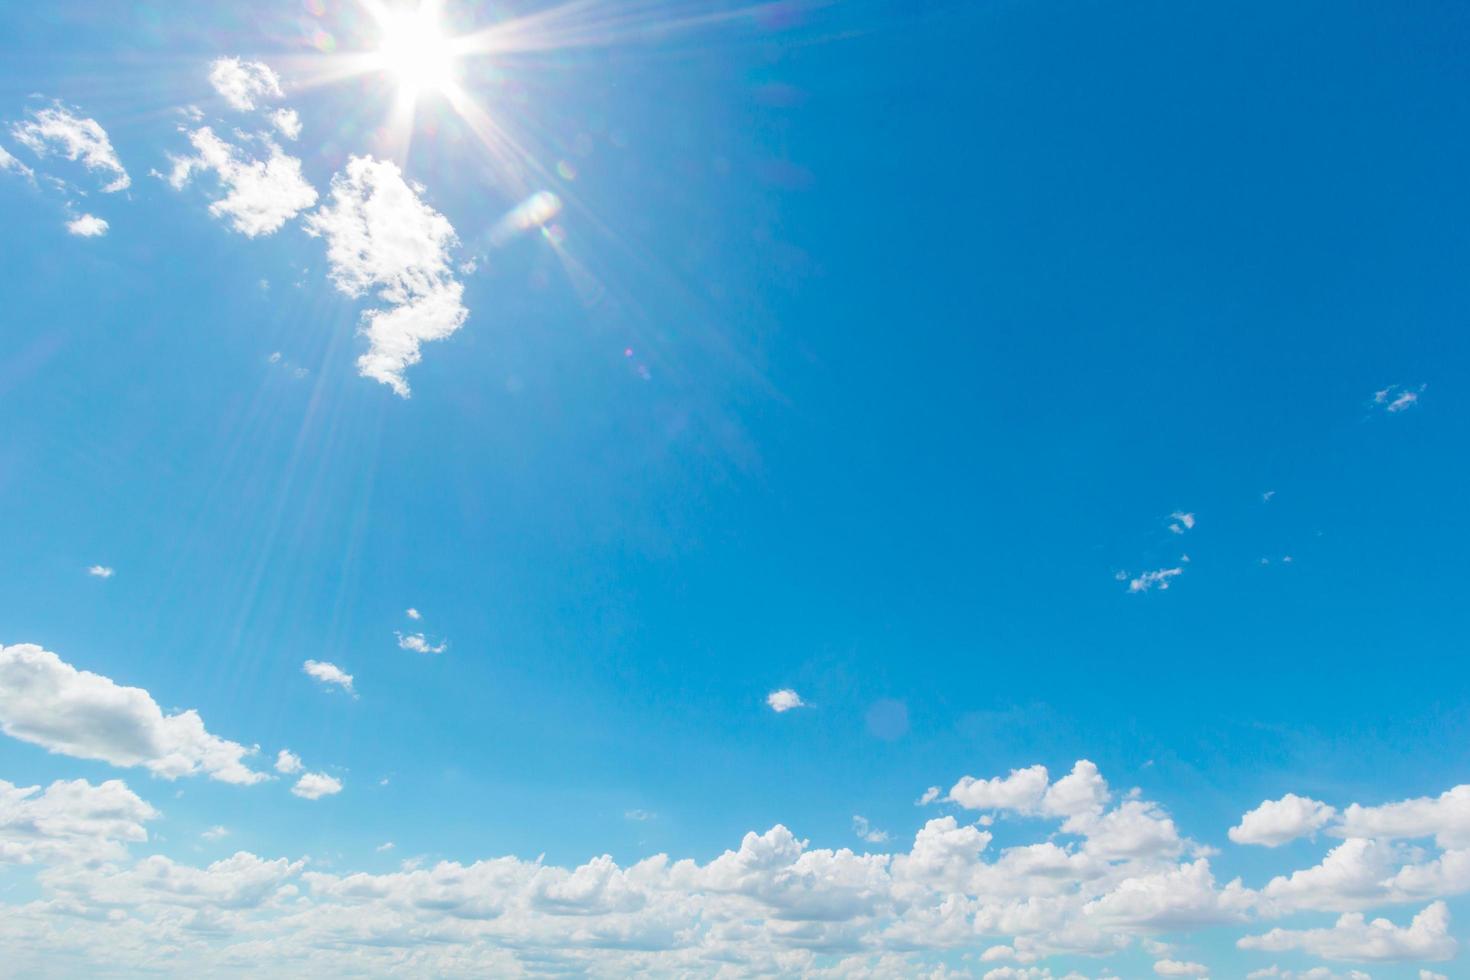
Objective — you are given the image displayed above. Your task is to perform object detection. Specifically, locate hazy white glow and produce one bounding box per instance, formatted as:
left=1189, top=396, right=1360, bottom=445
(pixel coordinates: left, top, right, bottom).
left=377, top=5, right=457, bottom=95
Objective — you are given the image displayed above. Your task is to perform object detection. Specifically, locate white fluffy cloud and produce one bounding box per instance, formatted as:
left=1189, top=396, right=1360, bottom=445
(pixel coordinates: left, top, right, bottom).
left=304, top=156, right=468, bottom=397
left=11, top=104, right=130, bottom=192
left=302, top=659, right=355, bottom=696
left=0, top=778, right=156, bottom=865
left=291, top=772, right=343, bottom=800
left=65, top=213, right=108, bottom=237
left=397, top=632, right=447, bottom=655
left=208, top=58, right=284, bottom=111
left=85, top=565, right=114, bottom=579
left=1231, top=794, right=1338, bottom=847
left=766, top=688, right=806, bottom=712
left=1239, top=901, right=1456, bottom=962
left=1154, top=960, right=1209, bottom=977
left=268, top=108, right=301, bottom=140
left=0, top=644, right=266, bottom=785
left=274, top=750, right=302, bottom=775
left=165, top=127, right=317, bottom=237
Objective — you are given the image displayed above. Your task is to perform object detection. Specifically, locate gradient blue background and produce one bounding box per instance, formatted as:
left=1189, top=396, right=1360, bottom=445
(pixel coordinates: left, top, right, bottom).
left=2, top=1, right=1468, bottom=974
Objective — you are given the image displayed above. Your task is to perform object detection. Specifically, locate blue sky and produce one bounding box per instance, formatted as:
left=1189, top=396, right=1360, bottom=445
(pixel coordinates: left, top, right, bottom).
left=1, top=0, right=1469, bottom=976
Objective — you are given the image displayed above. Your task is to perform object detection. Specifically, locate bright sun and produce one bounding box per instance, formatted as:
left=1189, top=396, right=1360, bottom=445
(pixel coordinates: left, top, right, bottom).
left=377, top=4, right=458, bottom=95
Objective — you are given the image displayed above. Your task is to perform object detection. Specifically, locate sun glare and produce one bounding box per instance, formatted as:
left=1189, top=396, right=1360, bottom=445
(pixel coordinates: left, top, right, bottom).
left=377, top=4, right=458, bottom=95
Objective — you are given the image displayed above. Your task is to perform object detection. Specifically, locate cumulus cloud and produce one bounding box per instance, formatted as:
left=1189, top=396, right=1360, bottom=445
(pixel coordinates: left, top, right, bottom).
left=85, top=565, right=114, bottom=579
left=304, top=156, right=468, bottom=396
left=0, top=644, right=266, bottom=785
left=0, top=778, right=156, bottom=865
left=766, top=688, right=806, bottom=712
left=396, top=632, right=447, bottom=655
left=1239, top=901, right=1455, bottom=962
left=302, top=660, right=355, bottom=696
left=65, top=214, right=108, bottom=237
left=208, top=58, right=284, bottom=111
left=405, top=608, right=422, bottom=620
left=274, top=750, right=302, bottom=775
left=164, top=127, right=317, bottom=237
left=11, top=104, right=130, bottom=192
left=1231, top=794, right=1337, bottom=847
left=291, top=772, right=343, bottom=800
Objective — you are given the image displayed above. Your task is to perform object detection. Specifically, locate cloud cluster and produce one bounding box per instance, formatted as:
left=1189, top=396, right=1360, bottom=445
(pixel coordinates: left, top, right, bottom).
left=0, top=644, right=266, bottom=785
left=0, top=757, right=1466, bottom=974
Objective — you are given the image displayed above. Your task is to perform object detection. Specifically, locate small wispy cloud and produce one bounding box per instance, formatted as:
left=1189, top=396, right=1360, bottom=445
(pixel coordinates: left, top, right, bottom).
left=405, top=608, right=421, bottom=620
left=1262, top=490, right=1276, bottom=502
left=397, top=632, right=447, bottom=655
left=1167, top=511, right=1196, bottom=534
left=86, top=565, right=114, bottom=579
left=376, top=841, right=395, bottom=852
left=766, top=688, right=806, bottom=713
left=1373, top=383, right=1426, bottom=413
left=11, top=103, right=130, bottom=192
left=303, top=659, right=355, bottom=696
left=0, top=143, right=34, bottom=180
left=852, top=815, right=889, bottom=844
left=201, top=825, right=229, bottom=841
left=1128, top=567, right=1183, bottom=593
left=275, top=749, right=302, bottom=775
left=624, top=809, right=655, bottom=822
left=915, top=786, right=940, bottom=806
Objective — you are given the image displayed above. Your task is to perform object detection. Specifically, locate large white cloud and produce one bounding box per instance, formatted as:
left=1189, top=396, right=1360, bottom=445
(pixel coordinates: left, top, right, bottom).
left=0, top=778, right=156, bottom=865
left=0, top=643, right=266, bottom=785
left=304, top=155, right=468, bottom=397
left=165, top=127, right=316, bottom=237
left=10, top=104, right=130, bottom=192
left=1238, top=901, right=1456, bottom=963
